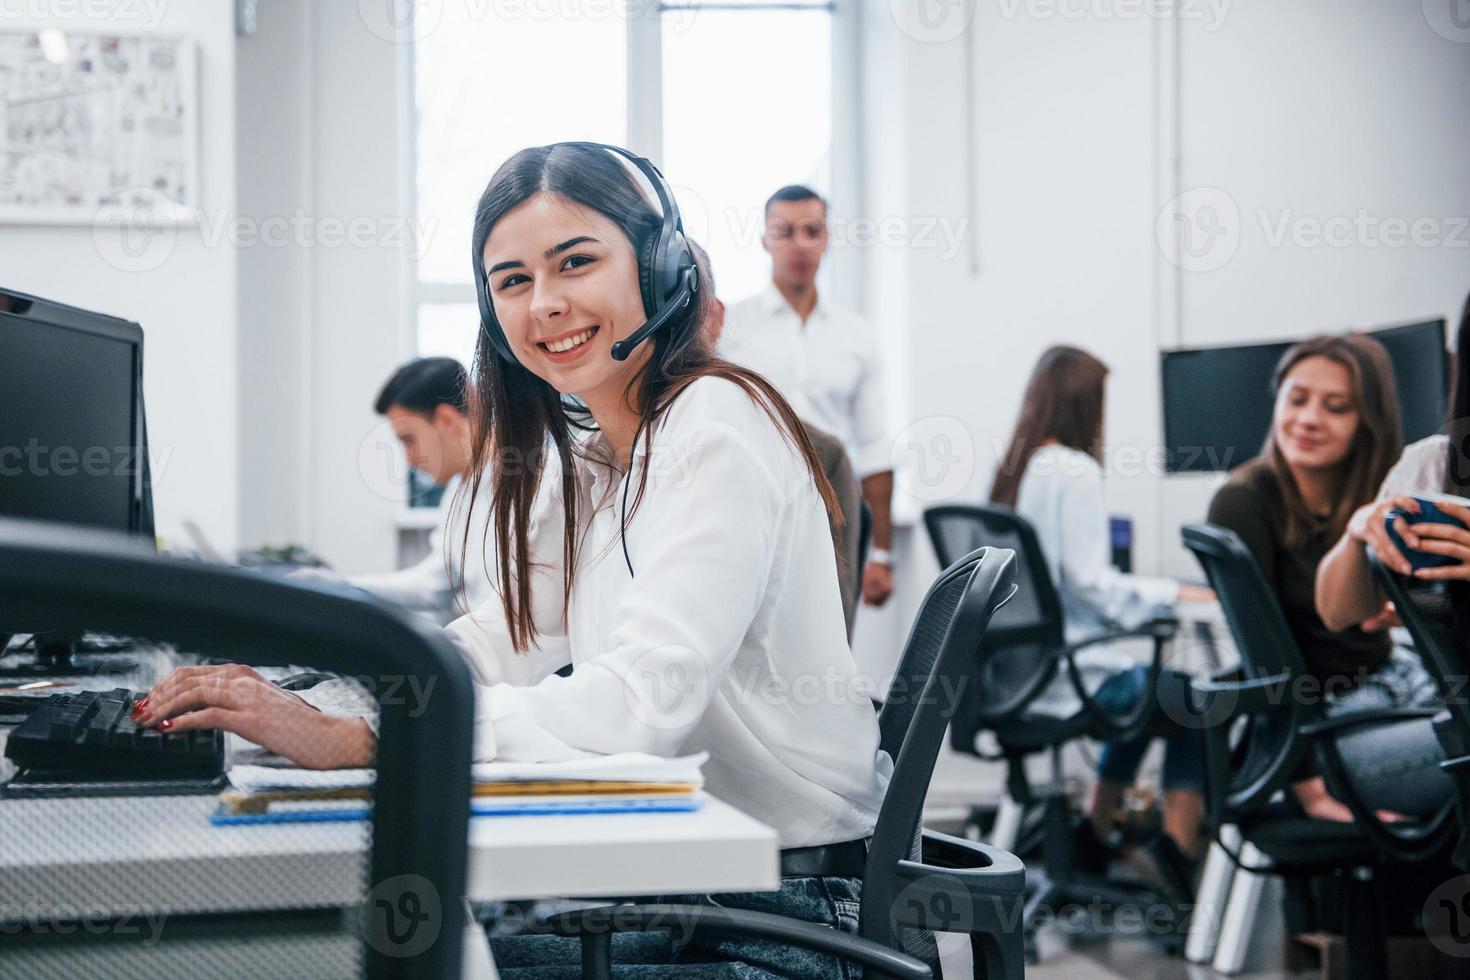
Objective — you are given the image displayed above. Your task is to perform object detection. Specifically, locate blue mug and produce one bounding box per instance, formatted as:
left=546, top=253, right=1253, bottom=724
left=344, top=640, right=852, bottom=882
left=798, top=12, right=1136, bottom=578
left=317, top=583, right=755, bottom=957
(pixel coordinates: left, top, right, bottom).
left=1385, top=496, right=1470, bottom=571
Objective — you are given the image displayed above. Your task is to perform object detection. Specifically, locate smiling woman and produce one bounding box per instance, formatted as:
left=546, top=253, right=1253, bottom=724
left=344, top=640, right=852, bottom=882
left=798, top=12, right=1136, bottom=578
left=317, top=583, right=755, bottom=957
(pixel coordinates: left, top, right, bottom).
left=1206, top=332, right=1454, bottom=825
left=142, top=142, right=893, bottom=979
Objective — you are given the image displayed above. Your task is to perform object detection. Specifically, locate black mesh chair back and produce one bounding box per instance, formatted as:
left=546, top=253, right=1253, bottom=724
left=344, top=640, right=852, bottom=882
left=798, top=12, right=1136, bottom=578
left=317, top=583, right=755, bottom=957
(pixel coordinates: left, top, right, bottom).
left=1181, top=523, right=1312, bottom=816
left=1370, top=555, right=1470, bottom=866
left=924, top=505, right=1064, bottom=724
left=864, top=545, right=1018, bottom=964
left=1370, top=554, right=1470, bottom=731
left=0, top=518, right=475, bottom=980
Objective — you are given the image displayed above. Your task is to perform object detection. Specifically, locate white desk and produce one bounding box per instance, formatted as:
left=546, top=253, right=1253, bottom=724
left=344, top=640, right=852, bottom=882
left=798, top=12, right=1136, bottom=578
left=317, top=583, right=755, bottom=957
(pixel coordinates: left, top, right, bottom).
left=0, top=789, right=777, bottom=978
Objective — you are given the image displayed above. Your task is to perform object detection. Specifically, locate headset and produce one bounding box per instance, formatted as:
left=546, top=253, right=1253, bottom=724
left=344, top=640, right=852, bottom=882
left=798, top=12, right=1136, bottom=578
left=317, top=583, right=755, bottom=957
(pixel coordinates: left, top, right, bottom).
left=472, top=142, right=702, bottom=578
left=473, top=141, right=701, bottom=366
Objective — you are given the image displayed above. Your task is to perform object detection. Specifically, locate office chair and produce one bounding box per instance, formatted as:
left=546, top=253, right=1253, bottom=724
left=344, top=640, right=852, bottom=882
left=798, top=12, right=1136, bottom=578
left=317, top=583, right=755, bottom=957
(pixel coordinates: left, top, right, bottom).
left=924, top=504, right=1178, bottom=953
left=0, top=517, right=476, bottom=980
left=1369, top=552, right=1470, bottom=869
left=1178, top=524, right=1456, bottom=980
left=537, top=547, right=1030, bottom=980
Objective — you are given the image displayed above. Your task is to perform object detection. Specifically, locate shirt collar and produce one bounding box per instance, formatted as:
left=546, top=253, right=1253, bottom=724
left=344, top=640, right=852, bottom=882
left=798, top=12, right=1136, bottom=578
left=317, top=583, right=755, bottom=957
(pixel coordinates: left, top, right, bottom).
left=763, top=282, right=827, bottom=322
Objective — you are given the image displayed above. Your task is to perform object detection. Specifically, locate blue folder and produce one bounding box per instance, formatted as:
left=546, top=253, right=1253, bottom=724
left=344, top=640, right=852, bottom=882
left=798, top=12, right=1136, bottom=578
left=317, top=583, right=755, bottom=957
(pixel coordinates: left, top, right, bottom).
left=211, top=796, right=703, bottom=827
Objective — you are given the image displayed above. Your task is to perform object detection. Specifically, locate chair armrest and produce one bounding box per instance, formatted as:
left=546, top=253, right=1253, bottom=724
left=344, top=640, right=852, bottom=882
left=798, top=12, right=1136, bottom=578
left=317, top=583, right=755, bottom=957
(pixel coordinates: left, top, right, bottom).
left=1060, top=618, right=1179, bottom=657
left=1299, top=706, right=1441, bottom=738
left=1186, top=671, right=1294, bottom=726
left=535, top=904, right=931, bottom=980
left=873, top=830, right=1026, bottom=938
left=1061, top=618, right=1178, bottom=736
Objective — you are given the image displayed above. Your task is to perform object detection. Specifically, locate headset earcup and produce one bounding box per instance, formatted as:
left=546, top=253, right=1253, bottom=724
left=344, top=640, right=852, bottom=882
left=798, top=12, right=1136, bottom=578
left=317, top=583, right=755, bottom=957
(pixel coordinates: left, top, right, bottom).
left=637, top=230, right=661, bottom=318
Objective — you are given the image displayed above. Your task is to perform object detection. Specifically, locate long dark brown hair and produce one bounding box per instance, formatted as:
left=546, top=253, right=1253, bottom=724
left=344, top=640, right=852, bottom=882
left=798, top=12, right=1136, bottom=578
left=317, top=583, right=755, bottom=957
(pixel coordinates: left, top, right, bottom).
left=1262, top=333, right=1402, bottom=549
left=459, top=144, right=838, bottom=651
left=1442, top=293, right=1470, bottom=647
left=989, top=345, right=1108, bottom=507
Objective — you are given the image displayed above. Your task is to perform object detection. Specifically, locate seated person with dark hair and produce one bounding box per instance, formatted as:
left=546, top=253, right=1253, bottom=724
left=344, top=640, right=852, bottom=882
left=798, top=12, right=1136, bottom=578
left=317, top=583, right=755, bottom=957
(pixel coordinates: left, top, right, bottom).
left=1210, top=333, right=1450, bottom=823
left=346, top=357, right=493, bottom=617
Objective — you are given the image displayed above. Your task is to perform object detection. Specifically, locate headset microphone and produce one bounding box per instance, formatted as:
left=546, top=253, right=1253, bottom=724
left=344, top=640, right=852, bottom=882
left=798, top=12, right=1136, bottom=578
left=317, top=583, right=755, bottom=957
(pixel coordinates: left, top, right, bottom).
left=609, top=265, right=699, bottom=361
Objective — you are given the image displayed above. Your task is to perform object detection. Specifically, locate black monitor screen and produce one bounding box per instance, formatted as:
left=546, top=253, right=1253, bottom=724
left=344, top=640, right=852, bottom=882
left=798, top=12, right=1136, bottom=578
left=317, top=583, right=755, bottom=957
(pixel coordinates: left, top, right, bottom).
left=0, top=297, right=143, bottom=533
left=1373, top=321, right=1449, bottom=445
left=1161, top=340, right=1291, bottom=473
left=1162, top=319, right=1449, bottom=473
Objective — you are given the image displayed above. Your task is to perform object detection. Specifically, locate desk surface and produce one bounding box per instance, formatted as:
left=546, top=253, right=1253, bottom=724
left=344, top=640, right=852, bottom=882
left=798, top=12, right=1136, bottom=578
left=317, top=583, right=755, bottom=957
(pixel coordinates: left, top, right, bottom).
left=0, top=790, right=778, bottom=919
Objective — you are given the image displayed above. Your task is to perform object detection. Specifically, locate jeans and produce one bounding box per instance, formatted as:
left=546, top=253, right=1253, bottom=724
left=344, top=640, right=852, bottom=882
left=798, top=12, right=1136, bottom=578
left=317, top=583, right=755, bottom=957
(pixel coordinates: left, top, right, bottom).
left=1323, top=645, right=1452, bottom=819
left=1093, top=666, right=1206, bottom=794
left=491, top=876, right=865, bottom=979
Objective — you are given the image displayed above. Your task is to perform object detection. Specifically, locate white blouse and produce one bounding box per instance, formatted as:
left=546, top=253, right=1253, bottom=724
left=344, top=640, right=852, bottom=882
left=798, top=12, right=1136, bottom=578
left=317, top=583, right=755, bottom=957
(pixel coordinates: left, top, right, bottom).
left=1013, top=444, right=1179, bottom=717
left=1379, top=435, right=1448, bottom=498
left=720, top=285, right=891, bottom=478
left=443, top=377, right=891, bottom=847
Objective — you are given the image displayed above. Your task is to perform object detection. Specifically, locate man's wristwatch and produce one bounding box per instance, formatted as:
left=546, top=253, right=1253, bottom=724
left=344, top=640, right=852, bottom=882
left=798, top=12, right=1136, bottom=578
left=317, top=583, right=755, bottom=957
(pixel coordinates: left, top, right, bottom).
left=868, top=548, right=893, bottom=567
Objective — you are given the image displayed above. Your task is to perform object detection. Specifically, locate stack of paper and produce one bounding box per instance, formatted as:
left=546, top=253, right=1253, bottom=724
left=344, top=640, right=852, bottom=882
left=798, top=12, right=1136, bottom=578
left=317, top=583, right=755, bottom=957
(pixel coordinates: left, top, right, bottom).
left=212, top=753, right=707, bottom=826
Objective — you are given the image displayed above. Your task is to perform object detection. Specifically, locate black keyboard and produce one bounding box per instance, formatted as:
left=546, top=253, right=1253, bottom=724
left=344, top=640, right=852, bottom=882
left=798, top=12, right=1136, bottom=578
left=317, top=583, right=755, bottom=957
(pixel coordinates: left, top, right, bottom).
left=4, top=688, right=224, bottom=778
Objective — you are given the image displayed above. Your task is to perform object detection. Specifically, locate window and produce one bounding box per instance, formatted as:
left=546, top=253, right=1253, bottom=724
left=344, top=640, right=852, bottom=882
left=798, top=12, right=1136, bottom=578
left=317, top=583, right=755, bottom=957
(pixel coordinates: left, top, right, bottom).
left=411, top=2, right=845, bottom=362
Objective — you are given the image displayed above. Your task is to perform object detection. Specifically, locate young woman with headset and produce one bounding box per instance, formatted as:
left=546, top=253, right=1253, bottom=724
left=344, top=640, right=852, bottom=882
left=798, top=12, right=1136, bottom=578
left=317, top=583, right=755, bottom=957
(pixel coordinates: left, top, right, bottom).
left=133, top=143, right=891, bottom=977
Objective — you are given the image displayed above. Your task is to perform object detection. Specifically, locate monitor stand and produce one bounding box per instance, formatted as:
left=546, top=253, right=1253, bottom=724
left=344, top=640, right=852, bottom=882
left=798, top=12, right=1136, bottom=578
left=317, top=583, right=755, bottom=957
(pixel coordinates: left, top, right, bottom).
left=0, top=633, right=136, bottom=678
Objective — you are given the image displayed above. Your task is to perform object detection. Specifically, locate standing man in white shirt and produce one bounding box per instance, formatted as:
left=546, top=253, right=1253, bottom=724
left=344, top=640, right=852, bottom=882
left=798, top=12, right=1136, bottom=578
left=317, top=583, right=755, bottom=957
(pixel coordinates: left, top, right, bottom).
left=722, top=185, right=895, bottom=607
left=348, top=357, right=493, bottom=618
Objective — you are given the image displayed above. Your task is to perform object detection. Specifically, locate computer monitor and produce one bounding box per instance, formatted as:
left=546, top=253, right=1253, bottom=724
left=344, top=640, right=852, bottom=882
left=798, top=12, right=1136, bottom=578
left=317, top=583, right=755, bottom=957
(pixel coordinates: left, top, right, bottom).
left=1162, top=319, right=1449, bottom=473
left=1372, top=319, right=1450, bottom=445
left=0, top=286, right=156, bottom=672
left=1161, top=340, right=1292, bottom=473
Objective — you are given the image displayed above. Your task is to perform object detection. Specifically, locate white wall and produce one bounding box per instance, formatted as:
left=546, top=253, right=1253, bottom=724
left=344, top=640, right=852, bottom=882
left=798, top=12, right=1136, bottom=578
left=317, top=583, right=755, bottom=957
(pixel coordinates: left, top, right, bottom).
left=0, top=1, right=239, bottom=551
left=235, top=0, right=415, bottom=571
left=856, top=0, right=1470, bottom=801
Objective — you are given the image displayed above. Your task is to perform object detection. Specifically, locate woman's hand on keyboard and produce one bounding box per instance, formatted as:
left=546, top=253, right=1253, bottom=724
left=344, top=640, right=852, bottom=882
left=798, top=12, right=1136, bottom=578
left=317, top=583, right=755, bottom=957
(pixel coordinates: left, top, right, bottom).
left=132, top=664, right=376, bottom=769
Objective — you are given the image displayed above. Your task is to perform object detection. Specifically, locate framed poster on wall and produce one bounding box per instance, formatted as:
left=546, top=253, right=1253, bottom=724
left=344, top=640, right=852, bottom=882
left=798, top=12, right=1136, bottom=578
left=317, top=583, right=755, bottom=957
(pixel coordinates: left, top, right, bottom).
left=0, top=29, right=199, bottom=224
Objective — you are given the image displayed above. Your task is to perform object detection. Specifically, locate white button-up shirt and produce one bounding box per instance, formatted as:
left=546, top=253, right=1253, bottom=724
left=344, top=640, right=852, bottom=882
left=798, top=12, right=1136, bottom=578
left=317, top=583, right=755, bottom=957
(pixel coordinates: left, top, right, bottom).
left=444, top=377, right=891, bottom=847
left=721, top=285, right=891, bottom=478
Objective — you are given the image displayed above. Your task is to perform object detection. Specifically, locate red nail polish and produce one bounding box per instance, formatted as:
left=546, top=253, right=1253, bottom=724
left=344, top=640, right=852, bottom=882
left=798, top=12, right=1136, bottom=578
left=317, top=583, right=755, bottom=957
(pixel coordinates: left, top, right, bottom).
left=158, top=718, right=172, bottom=731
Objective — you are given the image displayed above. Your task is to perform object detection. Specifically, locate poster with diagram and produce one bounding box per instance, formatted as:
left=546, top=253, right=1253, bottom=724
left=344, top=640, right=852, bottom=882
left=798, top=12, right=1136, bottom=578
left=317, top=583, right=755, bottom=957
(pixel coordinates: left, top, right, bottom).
left=0, top=30, right=198, bottom=223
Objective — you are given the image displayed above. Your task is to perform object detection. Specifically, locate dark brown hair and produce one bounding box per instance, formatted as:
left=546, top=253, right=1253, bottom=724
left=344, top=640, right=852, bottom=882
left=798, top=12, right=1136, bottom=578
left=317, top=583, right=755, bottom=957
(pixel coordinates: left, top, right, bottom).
left=989, top=345, right=1109, bottom=507
left=1263, top=333, right=1402, bottom=549
left=460, top=144, right=838, bottom=651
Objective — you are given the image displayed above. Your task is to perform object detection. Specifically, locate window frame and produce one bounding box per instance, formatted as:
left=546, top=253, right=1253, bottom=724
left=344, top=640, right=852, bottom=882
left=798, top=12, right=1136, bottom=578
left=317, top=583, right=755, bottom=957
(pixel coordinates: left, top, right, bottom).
left=404, top=0, right=863, bottom=360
